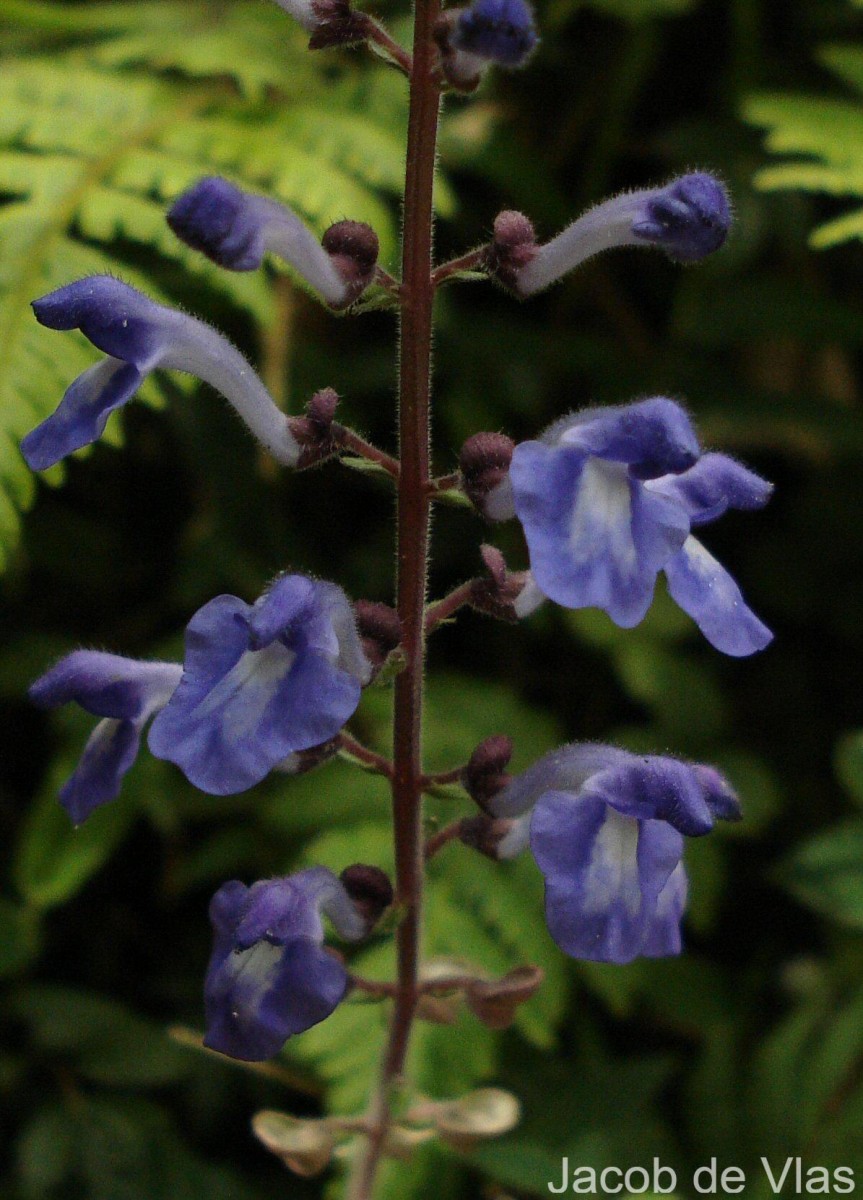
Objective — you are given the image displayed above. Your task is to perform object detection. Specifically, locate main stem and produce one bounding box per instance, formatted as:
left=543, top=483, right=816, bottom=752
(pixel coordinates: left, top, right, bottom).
left=346, top=4, right=441, bottom=1198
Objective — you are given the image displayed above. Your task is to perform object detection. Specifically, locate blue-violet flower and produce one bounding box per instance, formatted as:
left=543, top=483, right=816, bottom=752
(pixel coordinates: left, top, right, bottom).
left=29, top=651, right=182, bottom=825
left=514, top=172, right=731, bottom=296
left=490, top=743, right=740, bottom=963
left=497, top=398, right=772, bottom=656
left=148, top=573, right=371, bottom=794
left=453, top=0, right=538, bottom=67
left=22, top=277, right=300, bottom=470
left=167, top=178, right=370, bottom=306
left=205, top=868, right=367, bottom=1061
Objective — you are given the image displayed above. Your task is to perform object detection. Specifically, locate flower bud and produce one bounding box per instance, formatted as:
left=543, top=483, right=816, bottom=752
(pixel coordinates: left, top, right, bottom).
left=459, top=432, right=515, bottom=520
left=454, top=0, right=537, bottom=67
left=321, top=220, right=380, bottom=306
left=271, top=0, right=370, bottom=46
left=307, top=0, right=371, bottom=47
left=463, top=733, right=513, bottom=810
left=469, top=545, right=544, bottom=622
left=516, top=172, right=732, bottom=296
left=459, top=814, right=524, bottom=860
left=287, top=387, right=340, bottom=469
left=353, top=601, right=403, bottom=679
left=488, top=210, right=537, bottom=290
left=340, top=864, right=394, bottom=931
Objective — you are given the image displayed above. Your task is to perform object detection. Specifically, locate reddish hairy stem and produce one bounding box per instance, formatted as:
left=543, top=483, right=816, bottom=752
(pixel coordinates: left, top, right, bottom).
left=366, top=20, right=414, bottom=75
left=423, top=819, right=465, bottom=861
left=428, top=469, right=461, bottom=495
left=346, top=2, right=441, bottom=1195
left=338, top=733, right=394, bottom=778
left=424, top=579, right=477, bottom=633
left=430, top=246, right=489, bottom=287
left=334, top=425, right=401, bottom=480
left=350, top=975, right=399, bottom=998
left=420, top=764, right=465, bottom=789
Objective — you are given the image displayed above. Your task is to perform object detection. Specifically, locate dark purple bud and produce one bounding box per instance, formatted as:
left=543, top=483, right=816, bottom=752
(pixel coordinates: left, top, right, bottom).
left=321, top=221, right=380, bottom=306
left=469, top=545, right=542, bottom=622
left=434, top=12, right=484, bottom=92
left=454, top=0, right=538, bottom=67
left=459, top=814, right=523, bottom=860
left=353, top=601, right=403, bottom=678
left=288, top=387, right=340, bottom=469
left=308, top=0, right=371, bottom=48
left=340, top=864, right=394, bottom=930
left=463, top=734, right=513, bottom=810
left=488, top=210, right=537, bottom=290
left=459, top=432, right=515, bottom=521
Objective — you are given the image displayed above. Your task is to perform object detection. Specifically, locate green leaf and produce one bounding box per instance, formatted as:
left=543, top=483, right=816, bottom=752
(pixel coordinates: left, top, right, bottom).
left=13, top=756, right=135, bottom=909
left=836, top=732, right=863, bottom=808
left=16, top=1104, right=77, bottom=1197
left=0, top=896, right=40, bottom=977
left=778, top=818, right=863, bottom=929
left=0, top=3, right=438, bottom=571
left=13, top=985, right=192, bottom=1087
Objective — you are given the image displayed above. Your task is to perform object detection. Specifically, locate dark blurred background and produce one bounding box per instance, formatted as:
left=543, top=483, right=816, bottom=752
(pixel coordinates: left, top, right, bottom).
left=3, top=1, right=863, bottom=1196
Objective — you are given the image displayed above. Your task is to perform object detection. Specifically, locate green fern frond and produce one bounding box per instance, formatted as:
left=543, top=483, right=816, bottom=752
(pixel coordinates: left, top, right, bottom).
left=288, top=811, right=567, bottom=1119
left=745, top=33, right=863, bottom=252
left=819, top=45, right=863, bottom=97
left=809, top=207, right=863, bottom=249
left=0, top=0, right=436, bottom=569
left=744, top=95, right=863, bottom=167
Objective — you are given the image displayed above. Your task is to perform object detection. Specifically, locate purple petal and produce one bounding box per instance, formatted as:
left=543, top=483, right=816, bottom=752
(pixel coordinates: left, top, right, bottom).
left=21, top=358, right=143, bottom=470
left=58, top=717, right=142, bottom=825
left=649, top=453, right=773, bottom=527
left=693, top=763, right=742, bottom=823
left=248, top=575, right=317, bottom=650
left=232, top=874, right=326, bottom=950
left=204, top=937, right=348, bottom=1061
left=30, top=651, right=180, bottom=721
left=631, top=172, right=731, bottom=263
left=587, top=756, right=715, bottom=836
left=168, top=177, right=268, bottom=271
left=148, top=591, right=363, bottom=794
left=511, top=444, right=689, bottom=626
left=664, top=536, right=773, bottom=657
left=640, top=861, right=688, bottom=957
left=453, top=0, right=537, bottom=66
left=531, top=791, right=685, bottom=963
left=492, top=742, right=628, bottom=818
left=553, top=398, right=700, bottom=478
left=32, top=278, right=167, bottom=366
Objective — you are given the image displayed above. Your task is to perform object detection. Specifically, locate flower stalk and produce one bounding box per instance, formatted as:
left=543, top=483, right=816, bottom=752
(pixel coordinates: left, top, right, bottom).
left=346, top=1, right=442, bottom=1194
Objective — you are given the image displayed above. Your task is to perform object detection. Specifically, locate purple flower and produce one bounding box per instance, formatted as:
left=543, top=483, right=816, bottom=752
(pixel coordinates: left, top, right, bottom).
left=22, top=277, right=300, bottom=471
left=490, top=744, right=740, bottom=963
left=167, top=178, right=358, bottom=305
left=501, top=399, right=773, bottom=656
left=514, top=172, right=731, bottom=296
left=29, top=651, right=182, bottom=825
left=453, top=0, right=537, bottom=67
left=205, top=868, right=367, bottom=1061
left=148, top=574, right=371, bottom=794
